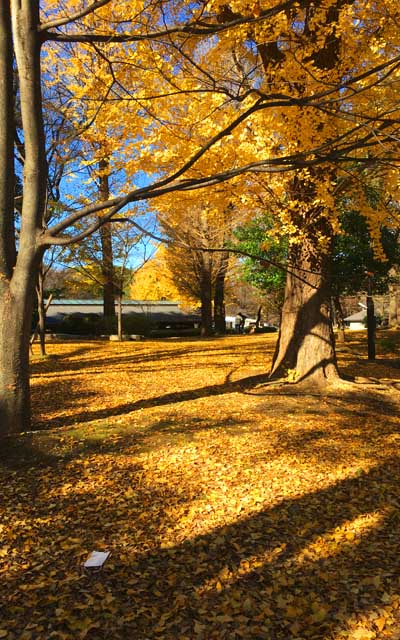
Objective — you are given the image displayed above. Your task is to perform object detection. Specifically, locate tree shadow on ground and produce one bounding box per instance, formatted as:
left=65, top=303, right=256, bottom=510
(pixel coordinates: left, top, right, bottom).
left=31, top=361, right=400, bottom=430
left=128, top=456, right=400, bottom=640
left=0, top=433, right=61, bottom=469
left=22, top=382, right=400, bottom=471
left=30, top=342, right=267, bottom=378
left=2, top=439, right=400, bottom=638
left=0, top=412, right=253, bottom=470
left=30, top=371, right=273, bottom=430
left=30, top=335, right=400, bottom=432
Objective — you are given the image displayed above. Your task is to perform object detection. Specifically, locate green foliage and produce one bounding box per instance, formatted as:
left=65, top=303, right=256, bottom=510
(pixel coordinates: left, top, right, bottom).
left=233, top=210, right=400, bottom=300
left=233, top=216, right=287, bottom=301
left=377, top=336, right=398, bottom=353
left=48, top=312, right=153, bottom=336
left=121, top=314, right=153, bottom=336
left=57, top=313, right=104, bottom=336
left=331, top=211, right=400, bottom=296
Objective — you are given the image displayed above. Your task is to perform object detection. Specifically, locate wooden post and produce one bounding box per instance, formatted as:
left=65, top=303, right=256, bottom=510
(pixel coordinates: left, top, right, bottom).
left=117, top=293, right=123, bottom=341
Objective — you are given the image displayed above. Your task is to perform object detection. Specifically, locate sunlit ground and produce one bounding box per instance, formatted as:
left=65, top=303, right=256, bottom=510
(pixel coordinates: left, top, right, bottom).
left=1, top=331, right=400, bottom=639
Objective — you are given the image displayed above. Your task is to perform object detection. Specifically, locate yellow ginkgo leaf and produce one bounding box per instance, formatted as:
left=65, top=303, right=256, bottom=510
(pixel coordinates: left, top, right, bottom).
left=349, top=627, right=376, bottom=640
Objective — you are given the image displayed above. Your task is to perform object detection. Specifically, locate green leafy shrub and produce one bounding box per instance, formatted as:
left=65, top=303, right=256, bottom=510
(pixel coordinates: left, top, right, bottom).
left=377, top=337, right=398, bottom=353
left=61, top=313, right=101, bottom=335
left=120, top=314, right=152, bottom=336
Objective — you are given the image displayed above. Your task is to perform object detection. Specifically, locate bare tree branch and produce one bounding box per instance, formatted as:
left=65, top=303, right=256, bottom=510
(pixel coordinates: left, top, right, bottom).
left=39, top=0, right=112, bottom=32
left=111, top=216, right=318, bottom=290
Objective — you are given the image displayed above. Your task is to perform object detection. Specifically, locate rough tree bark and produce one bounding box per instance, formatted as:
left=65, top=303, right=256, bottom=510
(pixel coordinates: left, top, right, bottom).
left=270, top=233, right=339, bottom=387
left=0, top=1, right=47, bottom=434
left=257, top=0, right=344, bottom=389
left=0, top=282, right=43, bottom=433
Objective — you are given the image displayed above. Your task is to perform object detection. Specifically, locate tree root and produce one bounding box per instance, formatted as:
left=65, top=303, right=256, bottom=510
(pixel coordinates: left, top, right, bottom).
left=247, top=374, right=400, bottom=397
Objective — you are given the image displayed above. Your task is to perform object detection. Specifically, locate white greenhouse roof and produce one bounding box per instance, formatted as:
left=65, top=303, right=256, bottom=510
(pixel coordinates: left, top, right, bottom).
left=344, top=310, right=367, bottom=322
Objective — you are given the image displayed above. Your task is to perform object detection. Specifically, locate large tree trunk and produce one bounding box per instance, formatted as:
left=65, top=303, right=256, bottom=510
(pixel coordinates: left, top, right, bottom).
left=0, top=0, right=48, bottom=435
left=270, top=237, right=339, bottom=387
left=0, top=285, right=36, bottom=434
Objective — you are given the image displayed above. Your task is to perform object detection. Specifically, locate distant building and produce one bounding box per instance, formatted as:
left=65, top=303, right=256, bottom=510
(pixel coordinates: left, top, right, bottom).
left=45, top=299, right=200, bottom=332
left=344, top=309, right=367, bottom=330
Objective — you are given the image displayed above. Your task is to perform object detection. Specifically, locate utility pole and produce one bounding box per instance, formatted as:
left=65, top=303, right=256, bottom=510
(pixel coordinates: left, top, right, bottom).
left=365, top=271, right=376, bottom=361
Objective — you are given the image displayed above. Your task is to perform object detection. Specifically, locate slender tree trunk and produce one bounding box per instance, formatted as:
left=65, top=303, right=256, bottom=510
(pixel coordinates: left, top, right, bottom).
left=388, top=278, right=399, bottom=328
left=255, top=305, right=262, bottom=329
left=36, top=268, right=46, bottom=355
left=100, top=222, right=115, bottom=317
left=214, top=252, right=229, bottom=334
left=98, top=159, right=115, bottom=326
left=117, top=293, right=123, bottom=340
left=200, top=254, right=213, bottom=336
left=333, top=295, right=346, bottom=343
left=0, top=2, right=16, bottom=280
left=31, top=291, right=53, bottom=354
left=270, top=237, right=339, bottom=387
left=396, top=291, right=400, bottom=327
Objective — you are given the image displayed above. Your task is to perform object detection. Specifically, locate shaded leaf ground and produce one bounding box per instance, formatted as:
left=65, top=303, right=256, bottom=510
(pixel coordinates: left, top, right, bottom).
left=1, top=331, right=400, bottom=639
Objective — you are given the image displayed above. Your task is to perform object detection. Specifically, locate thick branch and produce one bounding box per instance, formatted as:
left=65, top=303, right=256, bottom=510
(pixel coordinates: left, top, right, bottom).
left=43, top=142, right=399, bottom=248
left=41, top=1, right=297, bottom=43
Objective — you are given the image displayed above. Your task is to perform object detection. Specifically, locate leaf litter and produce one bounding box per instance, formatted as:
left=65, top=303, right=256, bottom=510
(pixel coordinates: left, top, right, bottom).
left=1, top=332, right=400, bottom=639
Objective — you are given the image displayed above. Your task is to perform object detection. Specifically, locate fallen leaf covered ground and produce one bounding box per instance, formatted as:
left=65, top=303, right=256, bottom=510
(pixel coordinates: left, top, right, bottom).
left=1, top=331, right=400, bottom=639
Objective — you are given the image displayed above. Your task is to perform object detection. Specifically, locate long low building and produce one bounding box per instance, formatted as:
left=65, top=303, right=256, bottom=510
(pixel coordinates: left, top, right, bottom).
left=45, top=299, right=201, bottom=331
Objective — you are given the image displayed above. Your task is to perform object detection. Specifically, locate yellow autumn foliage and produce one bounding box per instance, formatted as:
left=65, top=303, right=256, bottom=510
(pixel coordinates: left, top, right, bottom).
left=41, top=0, right=400, bottom=255
left=130, top=248, right=198, bottom=309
